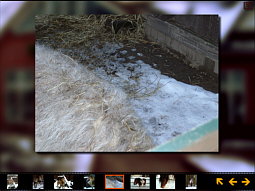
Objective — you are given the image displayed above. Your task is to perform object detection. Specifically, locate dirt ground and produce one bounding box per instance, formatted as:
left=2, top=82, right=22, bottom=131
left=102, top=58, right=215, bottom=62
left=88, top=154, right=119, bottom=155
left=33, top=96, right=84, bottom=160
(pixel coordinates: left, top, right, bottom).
left=36, top=15, right=218, bottom=94
left=116, top=40, right=218, bottom=93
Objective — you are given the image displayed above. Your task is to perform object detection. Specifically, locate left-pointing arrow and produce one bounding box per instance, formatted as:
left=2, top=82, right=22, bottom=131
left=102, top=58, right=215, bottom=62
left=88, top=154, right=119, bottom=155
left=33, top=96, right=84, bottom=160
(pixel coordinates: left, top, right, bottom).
left=216, top=178, right=223, bottom=185
left=229, top=178, right=237, bottom=186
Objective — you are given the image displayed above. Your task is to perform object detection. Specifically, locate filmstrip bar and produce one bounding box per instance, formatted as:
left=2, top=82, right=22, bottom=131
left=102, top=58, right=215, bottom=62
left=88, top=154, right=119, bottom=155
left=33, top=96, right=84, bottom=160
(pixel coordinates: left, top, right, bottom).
left=0, top=173, right=254, bottom=190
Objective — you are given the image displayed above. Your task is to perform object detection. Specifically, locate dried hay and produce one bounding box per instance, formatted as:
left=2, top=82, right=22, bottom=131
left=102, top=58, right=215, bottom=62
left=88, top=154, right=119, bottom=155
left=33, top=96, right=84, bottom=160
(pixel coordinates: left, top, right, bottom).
left=35, top=15, right=163, bottom=99
left=35, top=44, right=154, bottom=152
left=35, top=15, right=145, bottom=51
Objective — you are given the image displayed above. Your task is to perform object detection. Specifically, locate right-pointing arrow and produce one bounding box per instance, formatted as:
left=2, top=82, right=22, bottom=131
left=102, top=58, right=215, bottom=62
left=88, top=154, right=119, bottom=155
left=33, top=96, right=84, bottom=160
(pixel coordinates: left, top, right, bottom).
left=241, top=178, right=250, bottom=186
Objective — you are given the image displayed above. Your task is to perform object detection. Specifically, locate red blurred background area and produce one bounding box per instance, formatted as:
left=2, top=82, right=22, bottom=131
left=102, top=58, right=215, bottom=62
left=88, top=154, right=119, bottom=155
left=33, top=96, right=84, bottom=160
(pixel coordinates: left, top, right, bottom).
left=0, top=32, right=35, bottom=133
left=0, top=1, right=254, bottom=173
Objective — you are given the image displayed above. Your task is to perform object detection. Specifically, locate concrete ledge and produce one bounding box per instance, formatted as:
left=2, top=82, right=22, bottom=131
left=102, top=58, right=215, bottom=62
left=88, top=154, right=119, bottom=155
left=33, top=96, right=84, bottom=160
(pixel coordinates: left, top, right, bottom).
left=149, top=118, right=218, bottom=152
left=144, top=15, right=219, bottom=74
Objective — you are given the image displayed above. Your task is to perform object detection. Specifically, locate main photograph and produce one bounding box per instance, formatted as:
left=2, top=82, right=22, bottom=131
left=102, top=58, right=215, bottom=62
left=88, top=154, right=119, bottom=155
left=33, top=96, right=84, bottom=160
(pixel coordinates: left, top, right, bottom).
left=35, top=14, right=219, bottom=152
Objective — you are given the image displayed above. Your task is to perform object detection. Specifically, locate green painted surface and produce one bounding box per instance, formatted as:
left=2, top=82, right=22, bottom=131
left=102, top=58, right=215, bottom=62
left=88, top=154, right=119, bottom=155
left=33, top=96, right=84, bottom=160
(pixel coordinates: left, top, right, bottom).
left=149, top=118, right=218, bottom=152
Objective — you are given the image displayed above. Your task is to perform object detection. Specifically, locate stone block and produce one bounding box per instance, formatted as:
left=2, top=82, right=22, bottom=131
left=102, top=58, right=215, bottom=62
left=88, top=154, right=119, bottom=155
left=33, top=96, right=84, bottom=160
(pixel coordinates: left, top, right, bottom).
left=214, top=61, right=218, bottom=74
left=157, top=31, right=166, bottom=43
left=199, top=57, right=215, bottom=73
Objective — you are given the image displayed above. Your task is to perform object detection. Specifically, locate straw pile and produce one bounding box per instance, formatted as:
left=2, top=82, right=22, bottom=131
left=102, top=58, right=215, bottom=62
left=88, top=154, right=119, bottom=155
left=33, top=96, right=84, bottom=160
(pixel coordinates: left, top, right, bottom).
left=35, top=15, right=145, bottom=53
left=35, top=44, right=154, bottom=152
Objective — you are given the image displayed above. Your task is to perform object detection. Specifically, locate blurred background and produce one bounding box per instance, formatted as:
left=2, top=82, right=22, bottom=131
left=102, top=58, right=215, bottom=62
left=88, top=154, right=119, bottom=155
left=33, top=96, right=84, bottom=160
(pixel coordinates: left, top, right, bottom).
left=0, top=1, right=254, bottom=172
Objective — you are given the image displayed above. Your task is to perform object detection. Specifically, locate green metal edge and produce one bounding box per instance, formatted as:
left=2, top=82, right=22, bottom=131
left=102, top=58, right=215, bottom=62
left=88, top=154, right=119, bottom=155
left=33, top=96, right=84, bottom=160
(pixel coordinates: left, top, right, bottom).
left=149, top=118, right=218, bottom=152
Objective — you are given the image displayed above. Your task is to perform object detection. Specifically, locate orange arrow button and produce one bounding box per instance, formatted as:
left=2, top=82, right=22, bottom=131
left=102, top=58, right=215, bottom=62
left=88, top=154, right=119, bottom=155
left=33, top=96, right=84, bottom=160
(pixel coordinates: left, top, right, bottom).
left=229, top=178, right=237, bottom=186
left=241, top=178, right=250, bottom=186
left=216, top=178, right=223, bottom=185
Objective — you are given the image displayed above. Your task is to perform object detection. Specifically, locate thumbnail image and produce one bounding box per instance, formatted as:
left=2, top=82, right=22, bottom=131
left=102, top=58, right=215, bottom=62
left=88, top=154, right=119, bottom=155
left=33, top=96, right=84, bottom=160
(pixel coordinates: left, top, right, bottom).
left=35, top=14, right=218, bottom=152
left=105, top=175, right=124, bottom=189
left=54, top=174, right=73, bottom=189
left=156, top=174, right=175, bottom=189
left=33, top=175, right=44, bottom=189
left=7, top=174, right=18, bottom=189
left=130, top=174, right=150, bottom=189
left=84, top=174, right=95, bottom=189
left=185, top=175, right=197, bottom=189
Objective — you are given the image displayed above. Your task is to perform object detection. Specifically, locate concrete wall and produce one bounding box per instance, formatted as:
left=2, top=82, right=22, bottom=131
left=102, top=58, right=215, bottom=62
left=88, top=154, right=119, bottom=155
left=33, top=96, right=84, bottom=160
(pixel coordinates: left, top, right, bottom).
left=144, top=15, right=219, bottom=74
left=156, top=15, right=219, bottom=46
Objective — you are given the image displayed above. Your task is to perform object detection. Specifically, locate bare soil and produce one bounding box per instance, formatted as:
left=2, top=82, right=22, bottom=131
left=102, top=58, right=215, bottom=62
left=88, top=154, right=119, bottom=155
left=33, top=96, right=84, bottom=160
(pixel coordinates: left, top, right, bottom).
left=116, top=40, right=218, bottom=93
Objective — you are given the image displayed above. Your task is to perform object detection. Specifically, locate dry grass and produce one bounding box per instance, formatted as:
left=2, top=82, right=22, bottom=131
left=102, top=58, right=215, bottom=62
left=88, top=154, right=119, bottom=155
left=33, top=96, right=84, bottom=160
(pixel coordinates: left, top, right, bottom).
left=35, top=44, right=154, bottom=152
left=35, top=15, right=165, bottom=100
left=35, top=15, right=145, bottom=50
left=35, top=15, right=157, bottom=151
